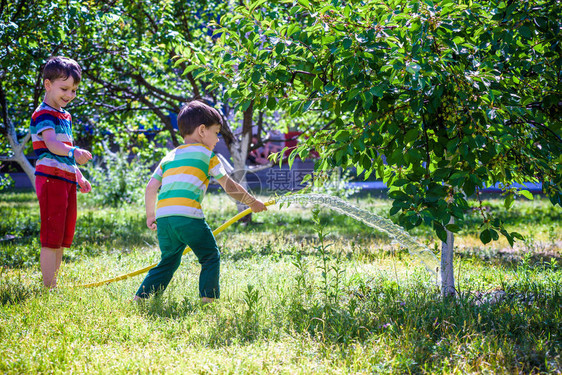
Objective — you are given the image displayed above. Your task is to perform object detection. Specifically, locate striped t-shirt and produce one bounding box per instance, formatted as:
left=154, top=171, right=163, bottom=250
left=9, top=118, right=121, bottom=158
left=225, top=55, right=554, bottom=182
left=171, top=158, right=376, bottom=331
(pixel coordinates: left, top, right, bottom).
left=153, top=143, right=226, bottom=219
left=30, top=103, right=77, bottom=183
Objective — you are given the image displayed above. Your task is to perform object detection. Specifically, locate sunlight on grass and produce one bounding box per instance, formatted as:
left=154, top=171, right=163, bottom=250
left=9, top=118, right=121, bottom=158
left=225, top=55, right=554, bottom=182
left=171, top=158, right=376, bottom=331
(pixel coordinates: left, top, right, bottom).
left=1, top=191, right=560, bottom=373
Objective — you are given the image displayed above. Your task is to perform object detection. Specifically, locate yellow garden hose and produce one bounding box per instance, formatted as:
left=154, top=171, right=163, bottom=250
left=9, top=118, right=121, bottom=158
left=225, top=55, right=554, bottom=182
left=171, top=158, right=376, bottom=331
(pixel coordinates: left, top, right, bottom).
left=76, top=199, right=276, bottom=288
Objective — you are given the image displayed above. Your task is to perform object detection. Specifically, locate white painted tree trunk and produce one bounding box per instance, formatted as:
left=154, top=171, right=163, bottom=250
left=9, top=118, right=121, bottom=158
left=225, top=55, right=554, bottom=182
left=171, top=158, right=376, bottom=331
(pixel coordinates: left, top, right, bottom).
left=441, top=217, right=455, bottom=297
left=229, top=132, right=251, bottom=214
left=2, top=127, right=35, bottom=191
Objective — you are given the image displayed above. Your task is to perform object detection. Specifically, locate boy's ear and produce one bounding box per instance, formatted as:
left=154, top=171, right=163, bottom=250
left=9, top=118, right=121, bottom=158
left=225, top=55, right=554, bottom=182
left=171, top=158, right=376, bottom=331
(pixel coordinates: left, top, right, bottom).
left=44, top=79, right=51, bottom=91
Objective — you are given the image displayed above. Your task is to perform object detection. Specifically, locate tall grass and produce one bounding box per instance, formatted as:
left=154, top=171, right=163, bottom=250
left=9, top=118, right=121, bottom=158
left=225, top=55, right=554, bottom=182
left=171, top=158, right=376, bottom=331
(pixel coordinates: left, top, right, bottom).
left=0, top=190, right=560, bottom=374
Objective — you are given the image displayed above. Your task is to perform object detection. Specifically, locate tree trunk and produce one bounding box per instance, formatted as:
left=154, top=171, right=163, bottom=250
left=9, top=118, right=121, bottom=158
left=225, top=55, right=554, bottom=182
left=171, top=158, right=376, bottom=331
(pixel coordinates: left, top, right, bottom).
left=229, top=131, right=251, bottom=220
left=0, top=75, right=36, bottom=190
left=0, top=80, right=36, bottom=191
left=229, top=102, right=254, bottom=222
left=0, top=132, right=35, bottom=191
left=441, top=218, right=455, bottom=297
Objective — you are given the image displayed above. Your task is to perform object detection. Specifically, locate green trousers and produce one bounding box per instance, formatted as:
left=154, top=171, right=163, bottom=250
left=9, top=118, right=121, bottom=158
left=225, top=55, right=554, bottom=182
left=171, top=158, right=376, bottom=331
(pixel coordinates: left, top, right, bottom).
left=135, top=216, right=220, bottom=299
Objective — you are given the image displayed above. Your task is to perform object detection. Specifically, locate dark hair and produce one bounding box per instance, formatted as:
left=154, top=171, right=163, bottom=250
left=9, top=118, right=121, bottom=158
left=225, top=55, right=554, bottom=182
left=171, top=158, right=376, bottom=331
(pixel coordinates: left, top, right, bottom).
left=42, top=56, right=82, bottom=84
left=177, top=100, right=223, bottom=137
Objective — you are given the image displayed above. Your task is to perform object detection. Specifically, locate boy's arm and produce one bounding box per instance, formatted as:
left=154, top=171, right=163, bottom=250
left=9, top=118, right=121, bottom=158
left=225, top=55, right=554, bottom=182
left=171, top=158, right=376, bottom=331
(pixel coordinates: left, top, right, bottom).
left=145, top=178, right=161, bottom=230
left=42, top=129, right=92, bottom=165
left=75, top=168, right=92, bottom=193
left=217, top=175, right=267, bottom=213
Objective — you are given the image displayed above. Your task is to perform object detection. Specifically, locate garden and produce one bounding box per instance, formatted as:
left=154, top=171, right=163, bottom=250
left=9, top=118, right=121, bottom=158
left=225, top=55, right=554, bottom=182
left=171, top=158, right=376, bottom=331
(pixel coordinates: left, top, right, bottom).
left=1, top=0, right=561, bottom=373
left=1, top=189, right=561, bottom=373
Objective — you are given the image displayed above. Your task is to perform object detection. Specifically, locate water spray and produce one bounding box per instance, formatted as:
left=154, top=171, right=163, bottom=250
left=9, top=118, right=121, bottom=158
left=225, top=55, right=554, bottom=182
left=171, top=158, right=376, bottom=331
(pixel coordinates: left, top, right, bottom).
left=278, top=194, right=441, bottom=283
left=75, top=194, right=440, bottom=288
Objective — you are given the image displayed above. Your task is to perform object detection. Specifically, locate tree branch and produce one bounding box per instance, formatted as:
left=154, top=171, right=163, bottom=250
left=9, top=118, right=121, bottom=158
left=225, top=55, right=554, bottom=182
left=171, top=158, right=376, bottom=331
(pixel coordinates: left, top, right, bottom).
left=507, top=119, right=562, bottom=143
left=87, top=74, right=180, bottom=146
left=0, top=0, right=6, bottom=17
left=129, top=73, right=187, bottom=104
left=0, top=78, right=7, bottom=137
left=10, top=0, right=26, bottom=22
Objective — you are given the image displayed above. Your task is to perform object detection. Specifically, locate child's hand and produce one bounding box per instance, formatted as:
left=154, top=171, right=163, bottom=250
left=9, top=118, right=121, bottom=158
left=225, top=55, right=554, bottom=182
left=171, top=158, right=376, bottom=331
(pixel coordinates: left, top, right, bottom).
left=146, top=216, right=157, bottom=231
left=249, top=199, right=267, bottom=213
left=75, top=148, right=93, bottom=165
left=78, top=177, right=92, bottom=193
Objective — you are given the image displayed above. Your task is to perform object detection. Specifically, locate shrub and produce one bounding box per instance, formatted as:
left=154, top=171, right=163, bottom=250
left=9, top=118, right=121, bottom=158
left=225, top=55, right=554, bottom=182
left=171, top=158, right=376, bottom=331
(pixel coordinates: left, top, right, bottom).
left=82, top=149, right=154, bottom=207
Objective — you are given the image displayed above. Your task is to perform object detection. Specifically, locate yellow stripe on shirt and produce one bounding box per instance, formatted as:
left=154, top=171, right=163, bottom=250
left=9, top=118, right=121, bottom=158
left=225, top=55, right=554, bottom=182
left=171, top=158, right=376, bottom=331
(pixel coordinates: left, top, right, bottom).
left=157, top=197, right=202, bottom=210
left=164, top=166, right=208, bottom=183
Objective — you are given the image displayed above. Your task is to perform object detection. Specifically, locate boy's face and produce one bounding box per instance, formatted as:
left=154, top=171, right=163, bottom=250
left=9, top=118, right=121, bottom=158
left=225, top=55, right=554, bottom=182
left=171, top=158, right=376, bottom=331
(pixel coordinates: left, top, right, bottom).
left=44, top=76, right=78, bottom=110
left=200, top=124, right=221, bottom=150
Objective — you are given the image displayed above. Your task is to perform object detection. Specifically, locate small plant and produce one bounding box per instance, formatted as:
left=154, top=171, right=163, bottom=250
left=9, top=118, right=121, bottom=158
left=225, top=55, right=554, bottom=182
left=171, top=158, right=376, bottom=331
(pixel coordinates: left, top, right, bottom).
left=241, top=284, right=262, bottom=339
left=82, top=148, right=153, bottom=207
left=312, top=209, right=344, bottom=307
left=291, top=249, right=308, bottom=296
left=243, top=284, right=262, bottom=316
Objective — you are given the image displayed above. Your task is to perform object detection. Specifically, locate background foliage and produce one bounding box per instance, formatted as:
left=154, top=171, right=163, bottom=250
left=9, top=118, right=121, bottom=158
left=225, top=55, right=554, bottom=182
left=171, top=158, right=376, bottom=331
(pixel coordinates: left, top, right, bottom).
left=199, top=0, right=561, bottom=244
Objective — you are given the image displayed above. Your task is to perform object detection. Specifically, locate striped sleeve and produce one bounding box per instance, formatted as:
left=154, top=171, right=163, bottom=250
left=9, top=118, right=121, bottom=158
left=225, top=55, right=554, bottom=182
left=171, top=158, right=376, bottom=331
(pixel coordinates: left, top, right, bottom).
left=209, top=152, right=226, bottom=179
left=151, top=162, right=164, bottom=182
left=34, top=118, right=56, bottom=135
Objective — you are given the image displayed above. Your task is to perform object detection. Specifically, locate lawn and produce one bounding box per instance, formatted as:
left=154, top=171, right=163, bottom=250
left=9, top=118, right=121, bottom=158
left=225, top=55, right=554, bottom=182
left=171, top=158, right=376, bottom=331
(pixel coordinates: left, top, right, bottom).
left=1, top=190, right=561, bottom=374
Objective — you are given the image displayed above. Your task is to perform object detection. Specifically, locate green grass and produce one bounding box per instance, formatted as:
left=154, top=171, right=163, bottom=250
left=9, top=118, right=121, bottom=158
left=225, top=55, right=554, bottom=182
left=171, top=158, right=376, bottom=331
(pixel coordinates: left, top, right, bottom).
left=1, top=190, right=561, bottom=374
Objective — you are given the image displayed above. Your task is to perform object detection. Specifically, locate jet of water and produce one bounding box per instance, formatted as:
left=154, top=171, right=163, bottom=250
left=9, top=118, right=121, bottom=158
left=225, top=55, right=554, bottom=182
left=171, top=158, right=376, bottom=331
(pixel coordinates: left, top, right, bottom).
left=278, top=193, right=441, bottom=284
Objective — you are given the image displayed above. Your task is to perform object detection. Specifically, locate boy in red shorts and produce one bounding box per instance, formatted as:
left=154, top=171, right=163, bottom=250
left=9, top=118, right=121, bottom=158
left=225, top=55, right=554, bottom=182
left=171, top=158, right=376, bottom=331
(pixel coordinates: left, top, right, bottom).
left=30, top=56, right=93, bottom=288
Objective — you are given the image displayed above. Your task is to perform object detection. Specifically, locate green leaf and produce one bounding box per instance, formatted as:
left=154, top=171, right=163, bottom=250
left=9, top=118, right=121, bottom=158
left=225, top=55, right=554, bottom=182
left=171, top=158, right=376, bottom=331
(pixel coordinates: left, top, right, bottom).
left=445, top=223, right=461, bottom=233
left=490, top=228, right=499, bottom=241
left=500, top=228, right=514, bottom=247
left=409, top=98, right=423, bottom=114
left=504, top=193, right=514, bottom=209
left=394, top=179, right=409, bottom=187
left=406, top=63, right=421, bottom=74
left=480, top=229, right=491, bottom=244
left=302, top=100, right=313, bottom=112
left=240, top=100, right=252, bottom=112
left=249, top=0, right=267, bottom=13
left=182, top=65, right=198, bottom=75
left=518, top=26, right=531, bottom=39
left=404, top=129, right=418, bottom=145
left=267, top=97, right=277, bottom=110
left=370, top=86, right=384, bottom=98
left=251, top=71, right=261, bottom=84
left=452, top=36, right=464, bottom=44
left=275, top=43, right=285, bottom=55
left=519, top=190, right=533, bottom=200
left=511, top=232, right=525, bottom=241
left=301, top=173, right=312, bottom=184
left=435, top=224, right=448, bottom=242
left=313, top=76, right=323, bottom=90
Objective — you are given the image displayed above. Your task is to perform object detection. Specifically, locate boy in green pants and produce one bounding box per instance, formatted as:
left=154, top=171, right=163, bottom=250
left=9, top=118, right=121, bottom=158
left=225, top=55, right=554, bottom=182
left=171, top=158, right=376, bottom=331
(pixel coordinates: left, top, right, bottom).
left=134, top=100, right=266, bottom=303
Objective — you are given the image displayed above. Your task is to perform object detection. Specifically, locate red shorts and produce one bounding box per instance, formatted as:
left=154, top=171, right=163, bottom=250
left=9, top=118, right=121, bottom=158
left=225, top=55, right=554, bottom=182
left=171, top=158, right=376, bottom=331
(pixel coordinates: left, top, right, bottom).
left=36, top=175, right=77, bottom=248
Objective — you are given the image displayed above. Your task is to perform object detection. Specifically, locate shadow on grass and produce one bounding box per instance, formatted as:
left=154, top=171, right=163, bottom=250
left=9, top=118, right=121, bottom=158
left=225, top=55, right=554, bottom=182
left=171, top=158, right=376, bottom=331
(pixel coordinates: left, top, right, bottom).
left=0, top=269, right=43, bottom=305
left=456, top=247, right=562, bottom=271
left=130, top=277, right=561, bottom=373
left=283, top=281, right=562, bottom=373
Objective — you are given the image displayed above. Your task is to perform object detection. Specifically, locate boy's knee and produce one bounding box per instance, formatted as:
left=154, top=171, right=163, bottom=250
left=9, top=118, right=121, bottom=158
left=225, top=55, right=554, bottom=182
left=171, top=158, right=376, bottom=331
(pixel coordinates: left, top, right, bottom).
left=199, top=248, right=220, bottom=265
